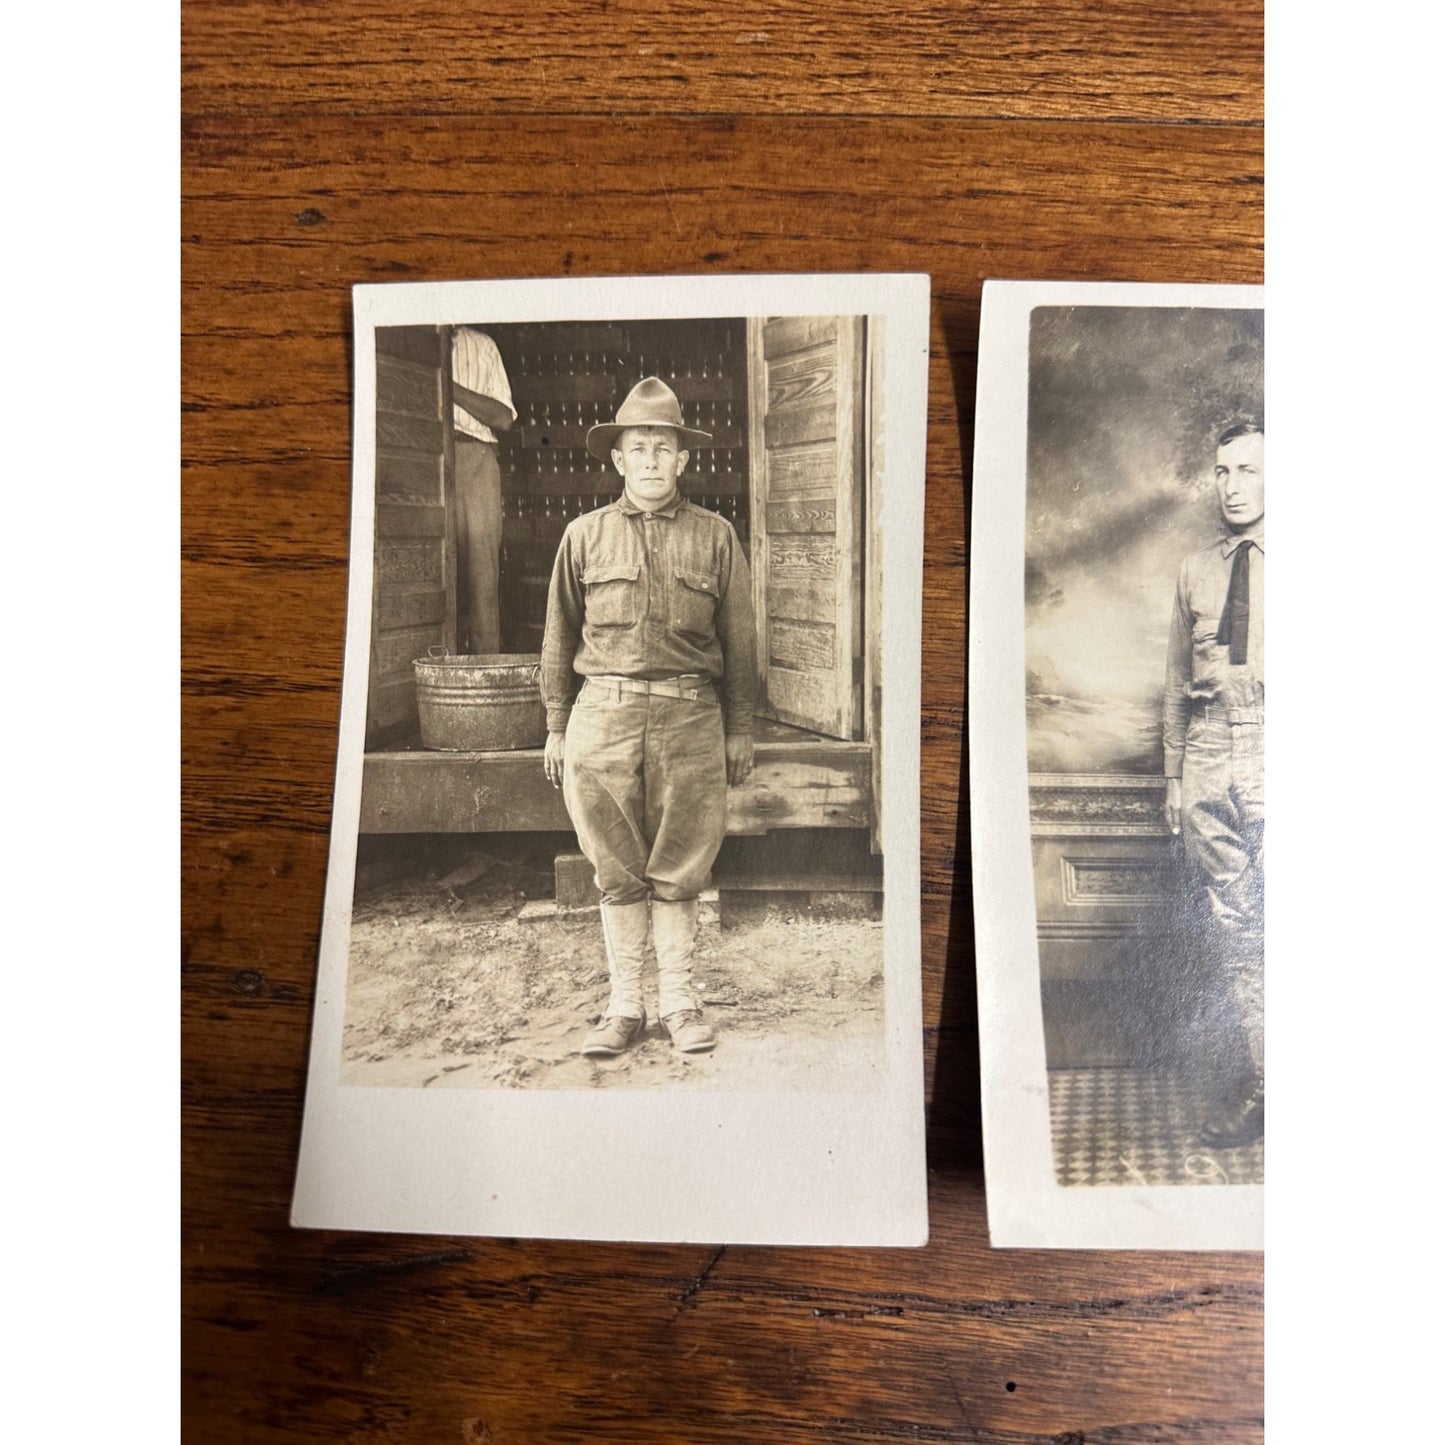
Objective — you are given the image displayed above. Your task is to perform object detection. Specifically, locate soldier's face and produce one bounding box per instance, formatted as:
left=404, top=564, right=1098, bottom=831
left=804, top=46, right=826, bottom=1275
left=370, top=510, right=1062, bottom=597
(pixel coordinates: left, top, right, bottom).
left=1214, top=432, right=1265, bottom=528
left=613, top=426, right=688, bottom=509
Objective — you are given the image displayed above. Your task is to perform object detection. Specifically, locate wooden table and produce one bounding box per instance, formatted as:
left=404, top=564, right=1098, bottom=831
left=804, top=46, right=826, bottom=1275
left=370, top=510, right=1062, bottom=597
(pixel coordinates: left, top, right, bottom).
left=182, top=4, right=1263, bottom=1438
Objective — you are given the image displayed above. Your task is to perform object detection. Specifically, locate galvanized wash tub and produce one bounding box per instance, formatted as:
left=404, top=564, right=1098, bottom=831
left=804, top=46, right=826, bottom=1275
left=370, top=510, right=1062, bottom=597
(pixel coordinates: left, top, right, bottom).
left=413, top=652, right=547, bottom=751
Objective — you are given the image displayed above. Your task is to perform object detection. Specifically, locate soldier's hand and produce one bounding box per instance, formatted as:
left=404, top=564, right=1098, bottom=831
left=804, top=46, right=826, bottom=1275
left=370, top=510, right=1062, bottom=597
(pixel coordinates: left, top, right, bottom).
left=544, top=730, right=566, bottom=789
left=725, top=733, right=754, bottom=787
left=1164, top=776, right=1182, bottom=836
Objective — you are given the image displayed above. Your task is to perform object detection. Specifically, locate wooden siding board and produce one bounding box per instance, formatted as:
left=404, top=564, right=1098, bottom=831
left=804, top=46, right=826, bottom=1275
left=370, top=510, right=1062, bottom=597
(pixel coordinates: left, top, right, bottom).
left=763, top=401, right=836, bottom=450
left=763, top=316, right=839, bottom=358
left=765, top=498, right=837, bottom=535
left=376, top=412, right=444, bottom=453
left=376, top=590, right=446, bottom=631
left=376, top=449, right=443, bottom=503
left=376, top=353, right=441, bottom=418
left=376, top=502, right=446, bottom=539
left=766, top=442, right=841, bottom=497
left=833, top=316, right=866, bottom=736
left=769, top=619, right=836, bottom=672
left=767, top=667, right=846, bottom=739
left=765, top=346, right=837, bottom=410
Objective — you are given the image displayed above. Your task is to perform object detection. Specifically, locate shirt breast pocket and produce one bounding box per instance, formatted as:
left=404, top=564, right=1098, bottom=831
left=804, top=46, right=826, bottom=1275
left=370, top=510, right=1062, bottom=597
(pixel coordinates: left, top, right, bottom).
left=672, top=568, right=720, bottom=641
left=581, top=563, right=641, bottom=628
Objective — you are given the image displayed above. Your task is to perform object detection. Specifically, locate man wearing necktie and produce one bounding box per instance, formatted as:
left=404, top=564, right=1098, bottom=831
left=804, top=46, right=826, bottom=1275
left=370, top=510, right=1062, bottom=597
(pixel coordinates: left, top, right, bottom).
left=1162, top=423, right=1265, bottom=1148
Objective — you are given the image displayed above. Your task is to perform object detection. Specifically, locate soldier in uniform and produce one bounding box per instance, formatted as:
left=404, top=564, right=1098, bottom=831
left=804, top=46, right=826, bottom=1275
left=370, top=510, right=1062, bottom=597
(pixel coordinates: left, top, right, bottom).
left=1162, top=422, right=1265, bottom=1147
left=540, top=378, right=757, bottom=1056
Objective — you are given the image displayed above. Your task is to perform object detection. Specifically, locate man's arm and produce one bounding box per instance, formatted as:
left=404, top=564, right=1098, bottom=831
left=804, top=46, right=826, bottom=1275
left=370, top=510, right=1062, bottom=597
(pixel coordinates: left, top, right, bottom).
left=540, top=528, right=585, bottom=787
left=453, top=381, right=515, bottom=434
left=715, top=524, right=758, bottom=785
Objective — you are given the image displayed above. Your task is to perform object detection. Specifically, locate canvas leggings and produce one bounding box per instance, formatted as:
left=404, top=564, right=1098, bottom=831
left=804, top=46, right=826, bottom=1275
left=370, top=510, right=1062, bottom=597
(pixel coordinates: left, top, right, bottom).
left=562, top=680, right=728, bottom=906
left=1181, top=716, right=1264, bottom=1076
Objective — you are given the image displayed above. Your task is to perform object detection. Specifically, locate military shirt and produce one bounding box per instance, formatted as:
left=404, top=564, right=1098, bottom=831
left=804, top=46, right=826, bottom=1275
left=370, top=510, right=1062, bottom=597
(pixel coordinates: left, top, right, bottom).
left=541, top=494, right=758, bottom=736
left=1162, top=528, right=1265, bottom=778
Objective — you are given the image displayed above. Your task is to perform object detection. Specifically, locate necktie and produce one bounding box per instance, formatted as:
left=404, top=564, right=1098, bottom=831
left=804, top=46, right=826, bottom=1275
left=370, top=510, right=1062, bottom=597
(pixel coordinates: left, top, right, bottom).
left=1215, top=542, right=1252, bottom=665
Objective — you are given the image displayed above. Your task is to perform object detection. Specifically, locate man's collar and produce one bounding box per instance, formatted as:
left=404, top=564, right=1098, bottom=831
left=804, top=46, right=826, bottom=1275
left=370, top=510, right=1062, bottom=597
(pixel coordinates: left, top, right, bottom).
left=1222, top=527, right=1265, bottom=557
left=615, top=493, right=686, bottom=519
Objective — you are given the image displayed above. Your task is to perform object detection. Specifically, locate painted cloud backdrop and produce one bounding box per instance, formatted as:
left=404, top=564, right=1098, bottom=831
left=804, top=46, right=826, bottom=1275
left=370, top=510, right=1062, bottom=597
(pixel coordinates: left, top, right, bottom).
left=1026, top=306, right=1264, bottom=774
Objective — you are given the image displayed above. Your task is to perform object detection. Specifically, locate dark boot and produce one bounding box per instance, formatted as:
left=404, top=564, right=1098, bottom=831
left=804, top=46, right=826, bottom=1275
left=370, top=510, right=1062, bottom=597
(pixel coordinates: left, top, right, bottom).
left=1199, top=1075, right=1264, bottom=1148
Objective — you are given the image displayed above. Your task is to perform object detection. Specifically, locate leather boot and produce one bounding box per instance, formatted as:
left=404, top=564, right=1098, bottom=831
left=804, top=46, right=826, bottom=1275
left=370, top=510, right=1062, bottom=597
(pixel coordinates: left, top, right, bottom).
left=652, top=898, right=717, bottom=1052
left=580, top=899, right=649, bottom=1056
left=1199, top=1074, right=1264, bottom=1148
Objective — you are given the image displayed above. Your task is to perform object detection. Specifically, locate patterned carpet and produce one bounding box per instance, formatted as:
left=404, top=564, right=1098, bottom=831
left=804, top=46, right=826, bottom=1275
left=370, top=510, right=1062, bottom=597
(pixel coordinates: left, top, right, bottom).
left=1048, top=1067, right=1264, bottom=1188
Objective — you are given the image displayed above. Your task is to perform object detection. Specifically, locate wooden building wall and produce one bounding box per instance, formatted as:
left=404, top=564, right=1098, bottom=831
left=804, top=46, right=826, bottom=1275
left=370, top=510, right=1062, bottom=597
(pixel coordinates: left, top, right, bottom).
left=367, top=326, right=454, bottom=748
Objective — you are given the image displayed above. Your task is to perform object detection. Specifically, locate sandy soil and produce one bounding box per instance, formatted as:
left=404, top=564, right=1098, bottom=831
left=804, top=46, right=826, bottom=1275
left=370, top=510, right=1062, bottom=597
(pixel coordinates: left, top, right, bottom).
left=341, top=846, right=886, bottom=1092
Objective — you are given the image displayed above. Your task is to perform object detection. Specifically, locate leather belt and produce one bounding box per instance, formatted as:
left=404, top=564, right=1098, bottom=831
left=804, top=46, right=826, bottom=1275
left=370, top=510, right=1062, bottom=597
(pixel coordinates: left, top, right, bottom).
left=587, top=675, right=714, bottom=701
left=1193, top=703, right=1264, bottom=725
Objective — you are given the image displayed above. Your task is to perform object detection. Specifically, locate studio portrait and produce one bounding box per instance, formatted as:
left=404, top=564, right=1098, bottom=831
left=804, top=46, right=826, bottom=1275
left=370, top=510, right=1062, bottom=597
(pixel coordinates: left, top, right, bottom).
left=1023, top=303, right=1265, bottom=1188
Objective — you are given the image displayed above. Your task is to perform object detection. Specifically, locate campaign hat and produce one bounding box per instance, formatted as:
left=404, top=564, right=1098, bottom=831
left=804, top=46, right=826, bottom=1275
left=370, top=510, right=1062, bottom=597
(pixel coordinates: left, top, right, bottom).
left=585, top=377, right=713, bottom=460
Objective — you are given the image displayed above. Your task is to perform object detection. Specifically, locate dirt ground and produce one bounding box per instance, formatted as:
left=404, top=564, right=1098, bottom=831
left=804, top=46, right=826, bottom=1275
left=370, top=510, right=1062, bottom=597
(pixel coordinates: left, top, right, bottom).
left=341, top=841, right=886, bottom=1091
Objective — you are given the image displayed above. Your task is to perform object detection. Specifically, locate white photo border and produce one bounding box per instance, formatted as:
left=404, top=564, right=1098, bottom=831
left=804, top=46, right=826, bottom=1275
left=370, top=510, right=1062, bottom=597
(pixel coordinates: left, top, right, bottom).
left=970, top=278, right=1265, bottom=1250
left=292, top=273, right=931, bottom=1245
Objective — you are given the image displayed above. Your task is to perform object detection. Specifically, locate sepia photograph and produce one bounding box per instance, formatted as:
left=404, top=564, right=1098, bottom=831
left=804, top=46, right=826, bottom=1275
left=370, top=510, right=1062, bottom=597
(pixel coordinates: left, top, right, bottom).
left=971, top=280, right=1263, bottom=1249
left=350, top=314, right=887, bottom=1092
left=293, top=274, right=929, bottom=1244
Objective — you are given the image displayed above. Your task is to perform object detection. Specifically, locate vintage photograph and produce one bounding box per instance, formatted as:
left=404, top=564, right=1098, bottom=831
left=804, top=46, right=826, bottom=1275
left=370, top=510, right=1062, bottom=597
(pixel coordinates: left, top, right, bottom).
left=293, top=274, right=929, bottom=1244
left=971, top=281, right=1263, bottom=1249
left=350, top=314, right=887, bottom=1091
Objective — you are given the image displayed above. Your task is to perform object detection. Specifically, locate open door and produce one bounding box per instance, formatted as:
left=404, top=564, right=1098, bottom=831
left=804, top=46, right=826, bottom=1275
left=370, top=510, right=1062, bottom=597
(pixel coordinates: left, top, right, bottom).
left=746, top=315, right=866, bottom=741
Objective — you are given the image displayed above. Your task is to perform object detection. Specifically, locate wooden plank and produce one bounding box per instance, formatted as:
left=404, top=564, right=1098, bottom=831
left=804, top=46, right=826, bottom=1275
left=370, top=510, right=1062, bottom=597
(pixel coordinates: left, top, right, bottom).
left=359, top=739, right=873, bottom=834
left=746, top=316, right=770, bottom=709
left=376, top=324, right=443, bottom=366
left=765, top=346, right=837, bottom=411
left=376, top=353, right=440, bottom=418
left=832, top=315, right=866, bottom=741
left=182, top=2, right=1263, bottom=123
left=368, top=674, right=417, bottom=737
left=766, top=442, right=841, bottom=497
left=376, top=448, right=442, bottom=503
left=765, top=497, right=836, bottom=535
left=376, top=538, right=442, bottom=585
left=766, top=667, right=846, bottom=739
left=376, top=589, right=445, bottom=631
left=767, top=537, right=836, bottom=576
left=763, top=316, right=838, bottom=359
left=769, top=619, right=836, bottom=672
left=376, top=411, right=443, bottom=453
left=375, top=501, right=445, bottom=539
left=762, top=401, right=835, bottom=450
left=374, top=625, right=438, bottom=679
left=767, top=580, right=835, bottom=626
left=718, top=873, right=882, bottom=893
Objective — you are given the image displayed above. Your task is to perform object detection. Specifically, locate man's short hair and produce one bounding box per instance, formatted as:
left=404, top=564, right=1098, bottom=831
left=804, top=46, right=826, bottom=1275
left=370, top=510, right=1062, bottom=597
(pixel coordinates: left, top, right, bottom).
left=1217, top=421, right=1264, bottom=447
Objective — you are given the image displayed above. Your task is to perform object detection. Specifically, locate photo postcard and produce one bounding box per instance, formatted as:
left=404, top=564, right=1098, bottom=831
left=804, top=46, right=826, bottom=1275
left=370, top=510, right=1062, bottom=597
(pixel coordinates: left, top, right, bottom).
left=292, top=272, right=931, bottom=1245
left=970, top=279, right=1264, bottom=1250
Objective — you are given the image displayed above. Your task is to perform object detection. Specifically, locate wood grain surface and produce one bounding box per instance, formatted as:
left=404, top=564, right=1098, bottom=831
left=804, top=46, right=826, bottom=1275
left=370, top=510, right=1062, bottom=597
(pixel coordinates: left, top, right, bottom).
left=182, top=3, right=1264, bottom=1440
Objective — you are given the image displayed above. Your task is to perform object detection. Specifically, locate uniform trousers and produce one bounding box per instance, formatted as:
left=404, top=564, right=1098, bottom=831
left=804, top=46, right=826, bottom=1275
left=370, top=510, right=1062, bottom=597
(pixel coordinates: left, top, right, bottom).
left=562, top=680, right=727, bottom=906
left=1181, top=714, right=1264, bottom=1075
